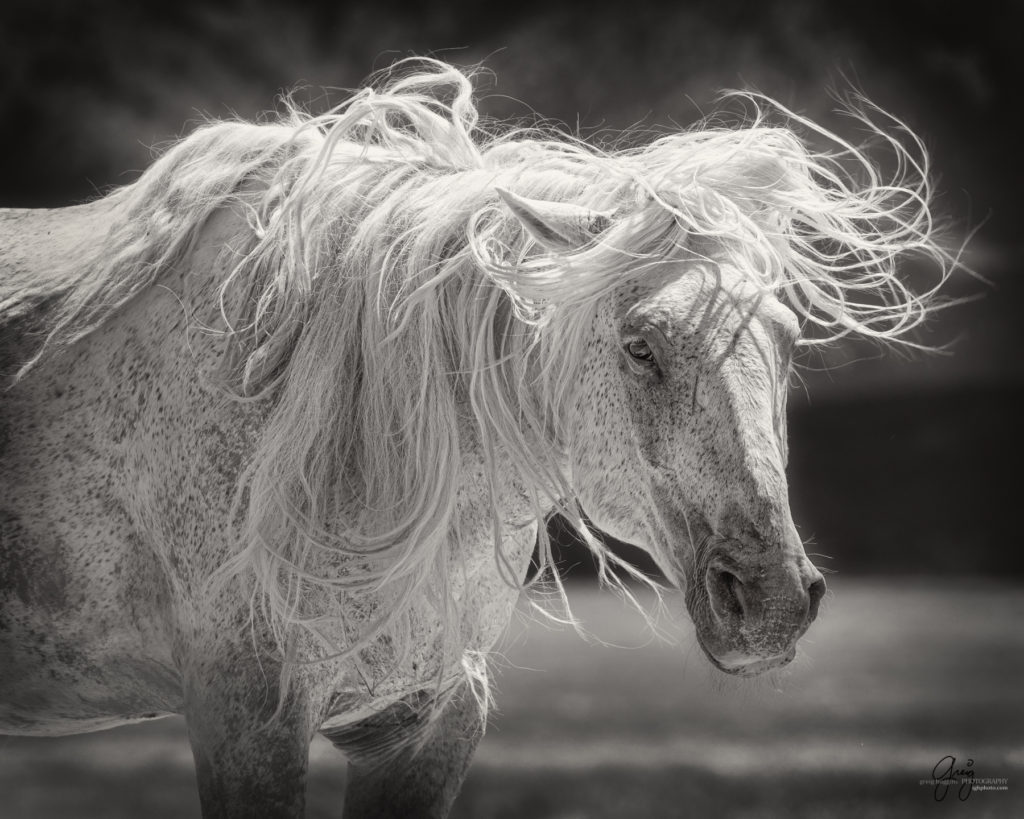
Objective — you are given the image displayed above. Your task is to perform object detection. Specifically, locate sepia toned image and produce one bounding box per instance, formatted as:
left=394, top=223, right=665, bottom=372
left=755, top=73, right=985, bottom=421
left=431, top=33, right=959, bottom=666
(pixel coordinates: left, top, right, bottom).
left=1, top=1, right=1020, bottom=817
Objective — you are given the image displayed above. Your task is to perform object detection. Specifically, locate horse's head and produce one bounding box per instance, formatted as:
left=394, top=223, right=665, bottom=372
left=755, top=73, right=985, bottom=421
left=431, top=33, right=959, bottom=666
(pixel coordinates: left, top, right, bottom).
left=585, top=264, right=825, bottom=676
left=501, top=190, right=825, bottom=676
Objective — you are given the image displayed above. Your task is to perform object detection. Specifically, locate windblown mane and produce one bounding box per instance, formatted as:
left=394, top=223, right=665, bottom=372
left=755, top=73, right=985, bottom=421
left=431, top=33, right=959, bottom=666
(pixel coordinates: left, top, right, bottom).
left=8, top=59, right=960, bottom=705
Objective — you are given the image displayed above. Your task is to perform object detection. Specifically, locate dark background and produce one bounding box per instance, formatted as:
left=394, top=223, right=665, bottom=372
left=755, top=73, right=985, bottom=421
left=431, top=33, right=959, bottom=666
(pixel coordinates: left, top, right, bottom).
left=1, top=0, right=1020, bottom=575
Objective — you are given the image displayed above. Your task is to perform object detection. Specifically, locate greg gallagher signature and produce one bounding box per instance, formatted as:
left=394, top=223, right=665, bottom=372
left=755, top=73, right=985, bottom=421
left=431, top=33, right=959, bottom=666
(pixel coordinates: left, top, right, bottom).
left=931, top=755, right=974, bottom=802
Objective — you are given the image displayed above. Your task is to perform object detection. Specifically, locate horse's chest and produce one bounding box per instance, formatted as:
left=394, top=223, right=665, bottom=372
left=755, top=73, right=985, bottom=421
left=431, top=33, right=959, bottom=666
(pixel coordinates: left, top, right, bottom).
left=321, top=507, right=537, bottom=729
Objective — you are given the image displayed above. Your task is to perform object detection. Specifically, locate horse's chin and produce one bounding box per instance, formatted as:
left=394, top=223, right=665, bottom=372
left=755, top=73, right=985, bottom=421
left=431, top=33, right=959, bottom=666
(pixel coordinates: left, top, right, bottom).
left=704, top=646, right=797, bottom=677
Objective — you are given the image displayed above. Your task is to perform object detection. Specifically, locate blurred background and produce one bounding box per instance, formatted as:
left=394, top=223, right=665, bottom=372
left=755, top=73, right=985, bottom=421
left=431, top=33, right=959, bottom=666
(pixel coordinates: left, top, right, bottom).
left=1, top=1, right=1021, bottom=817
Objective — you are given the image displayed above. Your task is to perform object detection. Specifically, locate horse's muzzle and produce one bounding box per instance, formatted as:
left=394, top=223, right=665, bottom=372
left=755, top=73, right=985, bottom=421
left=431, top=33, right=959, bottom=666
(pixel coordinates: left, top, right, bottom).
left=696, top=542, right=826, bottom=674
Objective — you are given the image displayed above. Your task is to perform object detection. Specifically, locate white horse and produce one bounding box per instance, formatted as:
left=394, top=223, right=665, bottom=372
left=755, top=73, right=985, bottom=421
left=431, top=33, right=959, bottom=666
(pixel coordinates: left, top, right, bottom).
left=0, top=60, right=955, bottom=817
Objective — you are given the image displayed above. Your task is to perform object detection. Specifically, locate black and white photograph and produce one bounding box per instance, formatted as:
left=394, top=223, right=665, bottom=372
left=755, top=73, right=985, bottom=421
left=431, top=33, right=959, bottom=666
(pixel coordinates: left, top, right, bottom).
left=1, top=2, right=1020, bottom=817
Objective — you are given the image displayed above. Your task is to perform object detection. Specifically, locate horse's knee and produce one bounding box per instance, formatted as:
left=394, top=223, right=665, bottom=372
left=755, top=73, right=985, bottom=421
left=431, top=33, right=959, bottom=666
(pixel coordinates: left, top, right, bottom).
left=326, top=688, right=485, bottom=819
left=323, top=690, right=435, bottom=766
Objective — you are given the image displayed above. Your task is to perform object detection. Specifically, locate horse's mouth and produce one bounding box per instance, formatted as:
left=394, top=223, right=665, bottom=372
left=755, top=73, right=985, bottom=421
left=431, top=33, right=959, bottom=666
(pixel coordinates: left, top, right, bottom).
left=706, top=646, right=797, bottom=677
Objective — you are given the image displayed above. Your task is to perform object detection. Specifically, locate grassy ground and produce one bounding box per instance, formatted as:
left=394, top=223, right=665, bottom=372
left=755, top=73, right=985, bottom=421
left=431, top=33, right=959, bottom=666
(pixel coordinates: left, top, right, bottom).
left=2, top=578, right=1022, bottom=818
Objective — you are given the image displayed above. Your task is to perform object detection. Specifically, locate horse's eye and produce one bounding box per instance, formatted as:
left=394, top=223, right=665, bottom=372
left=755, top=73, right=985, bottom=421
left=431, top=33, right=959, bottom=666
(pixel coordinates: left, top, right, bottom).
left=626, top=339, right=655, bottom=362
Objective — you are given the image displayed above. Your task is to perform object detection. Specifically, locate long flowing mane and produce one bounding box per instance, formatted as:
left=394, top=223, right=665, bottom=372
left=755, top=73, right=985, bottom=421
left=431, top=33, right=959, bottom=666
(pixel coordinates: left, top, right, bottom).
left=4, top=59, right=960, bottom=703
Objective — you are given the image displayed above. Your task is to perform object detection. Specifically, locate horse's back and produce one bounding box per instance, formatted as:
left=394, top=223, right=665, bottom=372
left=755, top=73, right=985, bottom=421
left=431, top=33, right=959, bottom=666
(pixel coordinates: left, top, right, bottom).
left=0, top=198, right=124, bottom=325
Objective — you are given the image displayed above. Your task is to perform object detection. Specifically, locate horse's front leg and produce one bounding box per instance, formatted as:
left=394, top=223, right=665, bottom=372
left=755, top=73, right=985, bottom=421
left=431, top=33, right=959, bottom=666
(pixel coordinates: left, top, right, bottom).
left=184, top=655, right=326, bottom=819
left=325, top=684, right=485, bottom=819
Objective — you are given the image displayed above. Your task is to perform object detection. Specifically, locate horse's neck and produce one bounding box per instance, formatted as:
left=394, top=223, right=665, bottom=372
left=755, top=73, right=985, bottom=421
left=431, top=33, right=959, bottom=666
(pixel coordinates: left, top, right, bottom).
left=0, top=196, right=127, bottom=322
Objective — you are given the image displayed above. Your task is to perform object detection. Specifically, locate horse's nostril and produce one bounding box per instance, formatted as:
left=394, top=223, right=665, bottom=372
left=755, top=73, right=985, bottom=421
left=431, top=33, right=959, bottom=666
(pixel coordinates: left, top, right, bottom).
left=710, top=568, right=747, bottom=621
left=806, top=575, right=826, bottom=621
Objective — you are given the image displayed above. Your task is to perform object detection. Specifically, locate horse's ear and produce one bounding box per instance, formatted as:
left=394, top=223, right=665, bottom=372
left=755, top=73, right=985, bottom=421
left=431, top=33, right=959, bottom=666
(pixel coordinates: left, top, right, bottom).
left=495, top=187, right=614, bottom=252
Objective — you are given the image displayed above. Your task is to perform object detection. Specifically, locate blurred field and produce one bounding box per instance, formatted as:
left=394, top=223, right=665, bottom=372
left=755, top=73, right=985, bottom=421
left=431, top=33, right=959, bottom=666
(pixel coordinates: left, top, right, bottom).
left=2, top=578, right=1022, bottom=818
